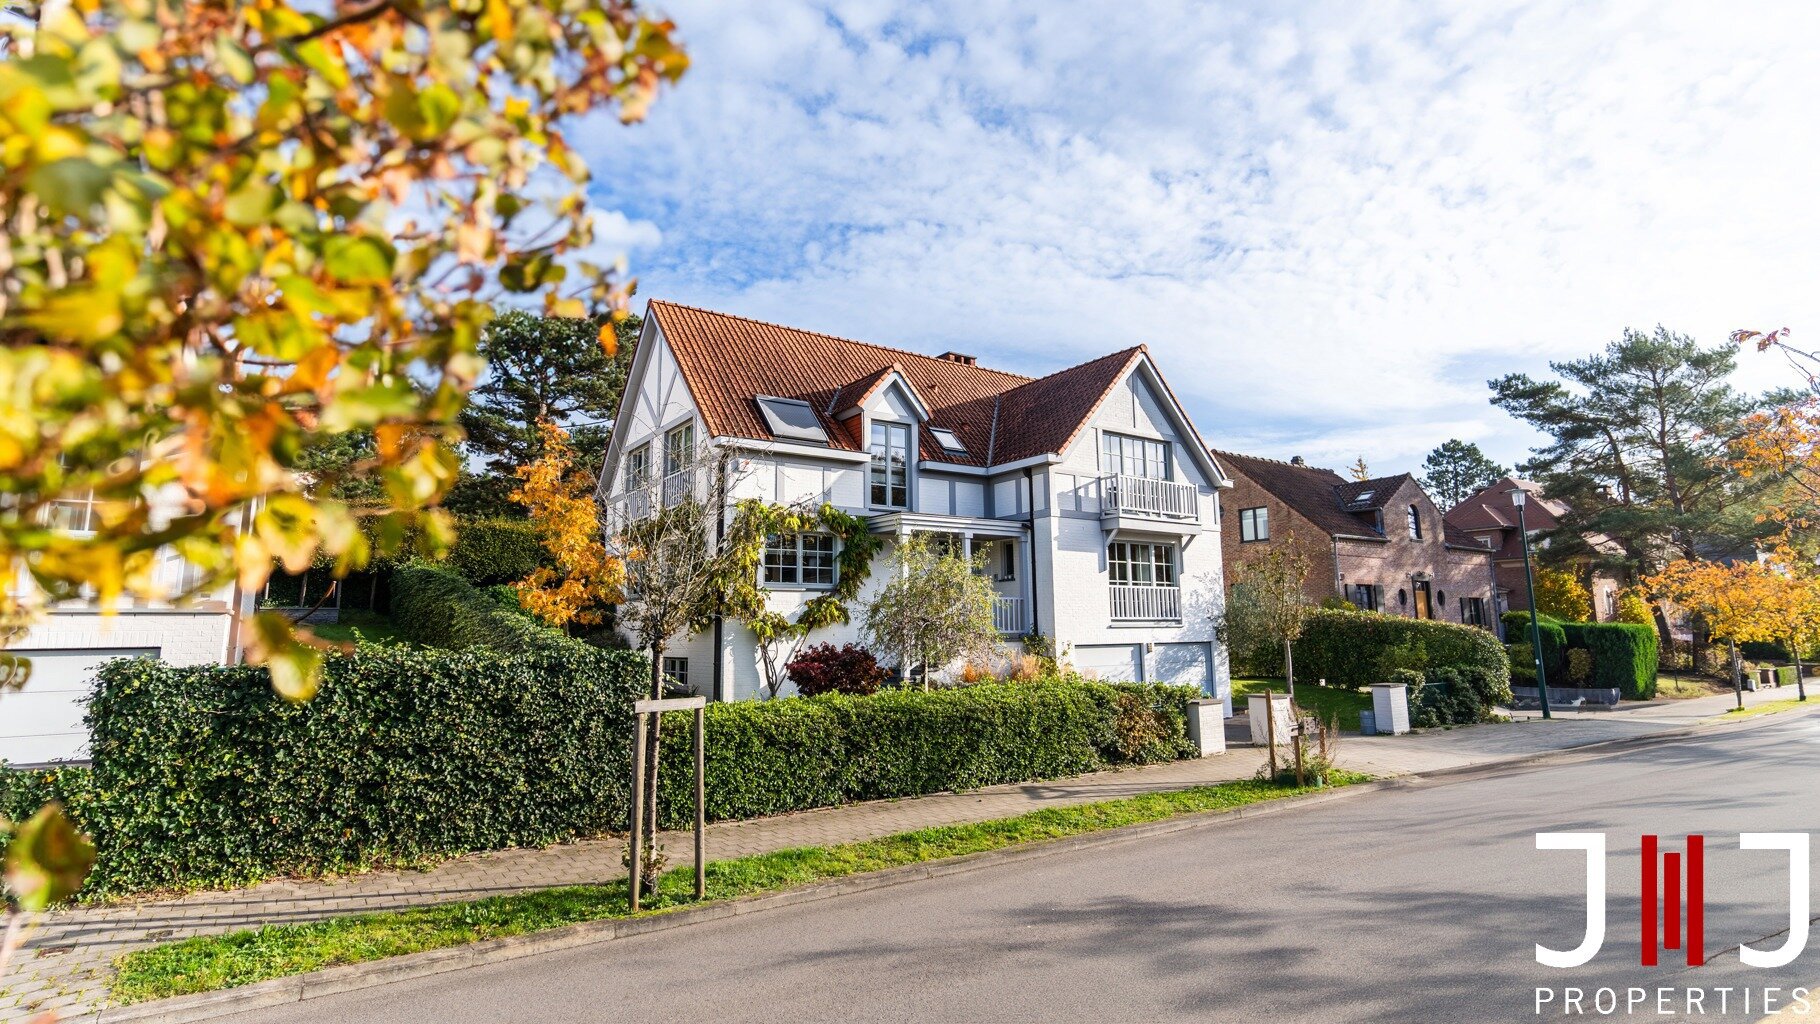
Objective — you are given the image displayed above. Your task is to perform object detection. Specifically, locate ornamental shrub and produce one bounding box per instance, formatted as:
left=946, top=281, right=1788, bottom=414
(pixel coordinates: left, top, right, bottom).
left=653, top=680, right=1199, bottom=826
left=1566, top=648, right=1594, bottom=685
left=1502, top=611, right=1568, bottom=680
left=74, top=640, right=647, bottom=897
left=1580, top=622, right=1658, bottom=699
left=1292, top=610, right=1509, bottom=690
left=785, top=643, right=889, bottom=696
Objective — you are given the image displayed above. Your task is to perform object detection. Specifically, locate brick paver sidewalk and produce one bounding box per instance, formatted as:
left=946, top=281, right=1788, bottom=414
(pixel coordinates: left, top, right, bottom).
left=3, top=686, right=1807, bottom=1022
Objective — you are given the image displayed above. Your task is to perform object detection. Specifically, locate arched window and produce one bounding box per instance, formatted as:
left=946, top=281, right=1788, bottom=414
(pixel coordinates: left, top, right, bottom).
left=1406, top=504, right=1422, bottom=540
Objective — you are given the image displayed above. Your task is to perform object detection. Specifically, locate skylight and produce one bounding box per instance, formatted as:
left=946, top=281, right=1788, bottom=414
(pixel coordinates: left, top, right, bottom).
left=755, top=396, right=829, bottom=445
left=929, top=427, right=967, bottom=454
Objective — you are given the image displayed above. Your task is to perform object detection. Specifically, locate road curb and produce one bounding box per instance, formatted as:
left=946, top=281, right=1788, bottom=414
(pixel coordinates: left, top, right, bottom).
left=71, top=708, right=1819, bottom=1024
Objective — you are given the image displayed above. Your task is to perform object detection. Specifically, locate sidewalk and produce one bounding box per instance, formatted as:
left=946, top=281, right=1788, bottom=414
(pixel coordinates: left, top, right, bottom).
left=2, top=685, right=1809, bottom=1022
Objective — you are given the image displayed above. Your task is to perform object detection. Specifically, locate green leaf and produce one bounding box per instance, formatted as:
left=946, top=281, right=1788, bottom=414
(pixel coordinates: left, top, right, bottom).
left=322, top=236, right=396, bottom=286
left=417, top=83, right=462, bottom=137
left=3, top=802, right=95, bottom=911
left=223, top=178, right=278, bottom=227
left=28, top=156, right=114, bottom=216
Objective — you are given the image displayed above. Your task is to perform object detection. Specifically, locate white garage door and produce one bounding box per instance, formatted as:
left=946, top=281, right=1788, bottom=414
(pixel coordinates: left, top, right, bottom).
left=1150, top=642, right=1213, bottom=695
left=1072, top=643, right=1140, bottom=682
left=0, top=648, right=155, bottom=766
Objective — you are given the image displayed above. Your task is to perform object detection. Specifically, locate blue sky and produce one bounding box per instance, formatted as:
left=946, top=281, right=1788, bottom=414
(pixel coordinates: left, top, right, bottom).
left=570, top=0, right=1820, bottom=477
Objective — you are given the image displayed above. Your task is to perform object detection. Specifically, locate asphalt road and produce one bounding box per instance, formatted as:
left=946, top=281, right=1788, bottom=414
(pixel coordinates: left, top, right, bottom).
left=229, top=711, right=1820, bottom=1023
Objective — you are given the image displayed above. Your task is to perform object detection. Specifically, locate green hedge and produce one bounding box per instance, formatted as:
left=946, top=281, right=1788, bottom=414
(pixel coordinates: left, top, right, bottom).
left=390, top=561, right=551, bottom=652
left=444, top=519, right=547, bottom=586
left=653, top=681, right=1199, bottom=827
left=66, top=641, right=647, bottom=897
left=1503, top=611, right=1567, bottom=680
left=1577, top=622, right=1658, bottom=700
left=1292, top=610, right=1510, bottom=690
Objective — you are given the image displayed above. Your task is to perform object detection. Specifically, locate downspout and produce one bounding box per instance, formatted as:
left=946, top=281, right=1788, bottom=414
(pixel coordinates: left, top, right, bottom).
left=1024, top=468, right=1040, bottom=637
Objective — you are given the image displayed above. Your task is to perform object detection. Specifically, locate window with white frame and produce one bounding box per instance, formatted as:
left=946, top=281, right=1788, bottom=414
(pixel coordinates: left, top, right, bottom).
left=762, top=533, right=836, bottom=587
left=1239, top=506, right=1269, bottom=542
left=624, top=443, right=651, bottom=490
left=664, top=423, right=695, bottom=476
left=869, top=421, right=911, bottom=507
left=1108, top=541, right=1176, bottom=586
left=45, top=487, right=100, bottom=532
left=1100, top=432, right=1169, bottom=479
left=662, top=656, right=690, bottom=693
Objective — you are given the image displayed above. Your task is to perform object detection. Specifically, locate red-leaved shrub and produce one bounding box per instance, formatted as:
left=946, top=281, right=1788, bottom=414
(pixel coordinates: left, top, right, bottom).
left=786, top=643, right=889, bottom=696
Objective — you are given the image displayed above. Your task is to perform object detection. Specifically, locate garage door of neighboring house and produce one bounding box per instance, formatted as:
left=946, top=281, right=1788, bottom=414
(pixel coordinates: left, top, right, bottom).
left=1149, top=641, right=1214, bottom=695
left=1072, top=643, right=1141, bottom=682
left=0, top=648, right=155, bottom=766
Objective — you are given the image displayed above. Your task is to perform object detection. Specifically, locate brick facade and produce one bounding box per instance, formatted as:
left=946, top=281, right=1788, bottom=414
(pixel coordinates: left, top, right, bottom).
left=1215, top=451, right=1498, bottom=629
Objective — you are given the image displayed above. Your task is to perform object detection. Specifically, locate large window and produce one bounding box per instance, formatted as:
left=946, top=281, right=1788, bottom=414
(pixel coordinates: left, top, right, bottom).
left=624, top=443, right=651, bottom=490
left=1461, top=596, right=1488, bottom=627
left=1351, top=583, right=1381, bottom=612
left=1108, top=541, right=1176, bottom=586
left=1239, top=506, right=1269, bottom=543
left=664, top=422, right=695, bottom=476
left=763, top=533, right=836, bottom=587
left=1406, top=504, right=1422, bottom=540
left=869, top=421, right=911, bottom=507
left=45, top=487, right=100, bottom=532
left=1100, top=432, right=1169, bottom=479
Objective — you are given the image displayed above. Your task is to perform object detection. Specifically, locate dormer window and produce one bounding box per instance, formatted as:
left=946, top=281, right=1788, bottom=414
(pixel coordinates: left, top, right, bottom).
left=869, top=421, right=910, bottom=508
left=929, top=427, right=967, bottom=455
left=756, top=395, right=830, bottom=446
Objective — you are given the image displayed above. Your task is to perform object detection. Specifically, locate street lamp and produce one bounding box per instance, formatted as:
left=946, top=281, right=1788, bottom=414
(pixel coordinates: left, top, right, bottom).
left=1508, top=488, right=1553, bottom=719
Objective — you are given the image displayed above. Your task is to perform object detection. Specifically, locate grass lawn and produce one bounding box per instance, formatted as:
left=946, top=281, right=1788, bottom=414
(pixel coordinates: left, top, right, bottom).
left=1723, top=697, right=1813, bottom=719
left=1656, top=673, right=1727, bottom=699
left=1231, top=677, right=1372, bottom=731
left=111, top=772, right=1369, bottom=1004
left=309, top=611, right=407, bottom=646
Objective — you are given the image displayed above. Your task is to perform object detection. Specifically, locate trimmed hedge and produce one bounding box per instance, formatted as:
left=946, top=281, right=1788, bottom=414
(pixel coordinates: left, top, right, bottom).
left=1503, top=611, right=1568, bottom=681
left=653, top=681, right=1200, bottom=827
left=1414, top=665, right=1511, bottom=727
left=1574, top=622, right=1658, bottom=700
left=444, top=519, right=547, bottom=586
left=68, top=641, right=647, bottom=897
left=390, top=561, right=550, bottom=652
left=1292, top=610, right=1510, bottom=690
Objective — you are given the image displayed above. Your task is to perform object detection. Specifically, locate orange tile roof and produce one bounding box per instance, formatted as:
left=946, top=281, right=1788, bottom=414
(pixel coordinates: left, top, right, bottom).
left=647, top=300, right=1145, bottom=469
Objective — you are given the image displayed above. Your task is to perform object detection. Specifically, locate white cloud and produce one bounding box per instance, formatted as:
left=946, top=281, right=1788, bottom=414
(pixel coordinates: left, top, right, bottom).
left=578, top=0, right=1820, bottom=473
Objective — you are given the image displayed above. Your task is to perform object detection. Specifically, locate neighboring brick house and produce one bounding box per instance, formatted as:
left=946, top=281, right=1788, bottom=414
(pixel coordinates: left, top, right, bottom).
left=1444, top=476, right=1628, bottom=622
left=1213, top=450, right=1498, bottom=629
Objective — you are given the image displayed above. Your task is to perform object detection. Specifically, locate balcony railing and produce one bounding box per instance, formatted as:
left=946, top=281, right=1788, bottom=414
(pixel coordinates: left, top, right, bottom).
left=1109, top=584, right=1181, bottom=623
left=1101, top=474, right=1198, bottom=521
left=661, top=469, right=694, bottom=507
left=992, top=596, right=1026, bottom=635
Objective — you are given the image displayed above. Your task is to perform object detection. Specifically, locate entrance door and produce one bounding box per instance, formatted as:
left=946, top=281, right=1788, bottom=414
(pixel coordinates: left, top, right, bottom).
left=1412, top=581, right=1433, bottom=619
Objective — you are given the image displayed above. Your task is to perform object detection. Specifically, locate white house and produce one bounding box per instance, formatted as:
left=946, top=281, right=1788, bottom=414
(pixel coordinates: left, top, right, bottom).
left=1, top=487, right=257, bottom=766
left=597, top=300, right=1235, bottom=708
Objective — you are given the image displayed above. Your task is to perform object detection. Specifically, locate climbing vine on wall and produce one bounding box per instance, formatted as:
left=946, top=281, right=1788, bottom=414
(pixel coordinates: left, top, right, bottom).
left=711, top=499, right=882, bottom=694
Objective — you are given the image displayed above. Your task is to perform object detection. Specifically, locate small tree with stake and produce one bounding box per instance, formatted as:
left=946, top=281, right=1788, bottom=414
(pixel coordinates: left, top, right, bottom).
left=602, top=438, right=741, bottom=894
left=1219, top=536, right=1315, bottom=779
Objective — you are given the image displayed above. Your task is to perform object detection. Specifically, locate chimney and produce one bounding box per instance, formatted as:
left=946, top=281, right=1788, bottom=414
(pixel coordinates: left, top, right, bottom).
left=937, top=351, right=977, bottom=366
left=1290, top=455, right=1306, bottom=466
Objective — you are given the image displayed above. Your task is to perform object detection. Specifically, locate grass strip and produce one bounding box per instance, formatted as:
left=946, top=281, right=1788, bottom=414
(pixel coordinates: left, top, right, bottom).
left=111, top=772, right=1367, bottom=1004
left=1723, top=697, right=1811, bottom=719
left=1231, top=677, right=1372, bottom=731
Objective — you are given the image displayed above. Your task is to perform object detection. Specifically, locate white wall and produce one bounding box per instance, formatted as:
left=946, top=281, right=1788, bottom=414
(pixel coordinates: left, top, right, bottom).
left=606, top=321, right=702, bottom=492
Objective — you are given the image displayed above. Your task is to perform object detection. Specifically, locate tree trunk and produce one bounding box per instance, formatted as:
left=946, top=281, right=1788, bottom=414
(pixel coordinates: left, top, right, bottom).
left=1730, top=639, right=1743, bottom=711
left=642, top=642, right=665, bottom=895
left=1284, top=637, right=1296, bottom=704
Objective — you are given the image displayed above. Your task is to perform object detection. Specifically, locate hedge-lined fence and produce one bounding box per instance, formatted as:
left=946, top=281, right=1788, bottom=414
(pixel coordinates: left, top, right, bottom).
left=653, top=681, right=1200, bottom=827
left=41, top=640, right=648, bottom=897
left=1291, top=610, right=1510, bottom=690
left=1504, top=612, right=1659, bottom=700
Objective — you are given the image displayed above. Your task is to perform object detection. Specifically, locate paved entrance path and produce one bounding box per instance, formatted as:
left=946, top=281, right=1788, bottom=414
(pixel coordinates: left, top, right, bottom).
left=2, top=685, right=1807, bottom=1022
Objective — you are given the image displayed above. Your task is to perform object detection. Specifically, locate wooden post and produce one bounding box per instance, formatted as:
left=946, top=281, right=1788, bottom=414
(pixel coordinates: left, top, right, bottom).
left=629, top=712, right=647, bottom=912
left=1293, top=716, right=1306, bottom=787
left=693, top=704, right=706, bottom=900
left=1264, top=690, right=1279, bottom=781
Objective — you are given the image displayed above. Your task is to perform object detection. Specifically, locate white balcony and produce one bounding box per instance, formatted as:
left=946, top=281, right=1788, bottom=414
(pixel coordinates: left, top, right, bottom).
left=661, top=469, right=694, bottom=507
left=992, top=596, right=1026, bottom=635
left=1100, top=475, right=1200, bottom=532
left=1109, top=583, right=1182, bottom=623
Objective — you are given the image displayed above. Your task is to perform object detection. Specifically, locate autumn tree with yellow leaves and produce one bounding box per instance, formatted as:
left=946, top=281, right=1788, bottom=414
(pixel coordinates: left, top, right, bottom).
left=1642, top=558, right=1806, bottom=706
left=0, top=0, right=685, bottom=945
left=1730, top=328, right=1820, bottom=560
left=511, top=422, right=625, bottom=629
